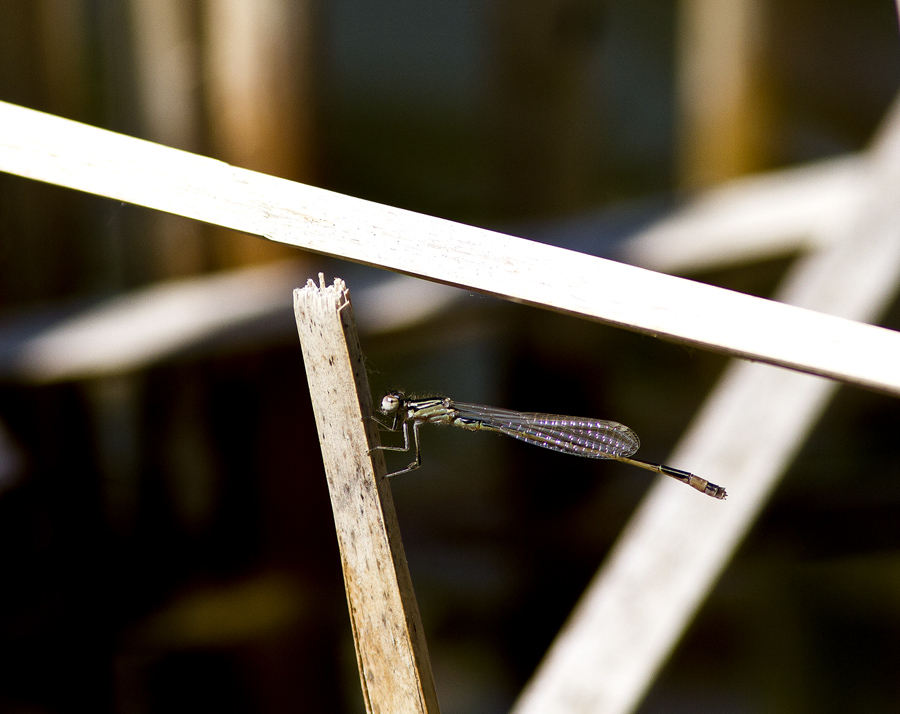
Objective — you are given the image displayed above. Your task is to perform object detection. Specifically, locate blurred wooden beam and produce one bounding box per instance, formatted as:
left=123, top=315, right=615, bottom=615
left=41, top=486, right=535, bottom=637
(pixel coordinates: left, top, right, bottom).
left=622, top=155, right=867, bottom=273
left=0, top=262, right=467, bottom=383
left=202, top=0, right=318, bottom=266
left=128, top=0, right=208, bottom=277
left=490, top=0, right=596, bottom=215
left=511, top=95, right=900, bottom=714
left=676, top=0, right=774, bottom=188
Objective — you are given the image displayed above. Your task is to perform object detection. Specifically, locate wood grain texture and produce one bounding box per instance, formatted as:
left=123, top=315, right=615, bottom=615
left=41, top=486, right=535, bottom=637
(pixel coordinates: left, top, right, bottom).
left=293, top=276, right=439, bottom=714
left=2, top=100, right=900, bottom=394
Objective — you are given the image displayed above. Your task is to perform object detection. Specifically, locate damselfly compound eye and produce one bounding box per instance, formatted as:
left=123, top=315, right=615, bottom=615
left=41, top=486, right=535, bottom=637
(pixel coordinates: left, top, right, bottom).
left=380, top=393, right=402, bottom=414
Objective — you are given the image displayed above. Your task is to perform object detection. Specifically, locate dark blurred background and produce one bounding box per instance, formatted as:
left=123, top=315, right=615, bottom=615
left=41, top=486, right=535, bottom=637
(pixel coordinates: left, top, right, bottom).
left=2, top=1, right=900, bottom=712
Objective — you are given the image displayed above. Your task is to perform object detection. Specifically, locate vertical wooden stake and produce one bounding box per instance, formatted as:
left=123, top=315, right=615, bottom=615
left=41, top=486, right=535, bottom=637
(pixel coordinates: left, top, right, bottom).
left=293, top=275, right=440, bottom=714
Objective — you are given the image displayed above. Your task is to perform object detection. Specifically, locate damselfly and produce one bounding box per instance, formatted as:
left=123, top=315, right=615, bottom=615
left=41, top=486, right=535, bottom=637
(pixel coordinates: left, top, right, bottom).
left=371, top=391, right=726, bottom=499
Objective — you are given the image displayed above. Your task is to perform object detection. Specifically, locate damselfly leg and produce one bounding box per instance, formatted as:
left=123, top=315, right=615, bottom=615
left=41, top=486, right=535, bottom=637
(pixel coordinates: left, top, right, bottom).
left=369, top=412, right=425, bottom=476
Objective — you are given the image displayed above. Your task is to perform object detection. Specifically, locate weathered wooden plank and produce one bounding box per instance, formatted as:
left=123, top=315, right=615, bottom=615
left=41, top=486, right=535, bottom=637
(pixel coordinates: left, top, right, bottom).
left=293, top=276, right=440, bottom=714
left=2, top=100, right=900, bottom=394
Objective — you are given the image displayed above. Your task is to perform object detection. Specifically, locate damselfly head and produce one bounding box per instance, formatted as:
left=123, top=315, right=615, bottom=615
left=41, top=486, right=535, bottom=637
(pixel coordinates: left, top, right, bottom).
left=380, top=391, right=405, bottom=415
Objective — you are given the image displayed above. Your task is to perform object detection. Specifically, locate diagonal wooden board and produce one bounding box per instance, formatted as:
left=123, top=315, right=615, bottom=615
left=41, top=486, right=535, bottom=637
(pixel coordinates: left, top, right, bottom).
left=2, top=99, right=900, bottom=394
